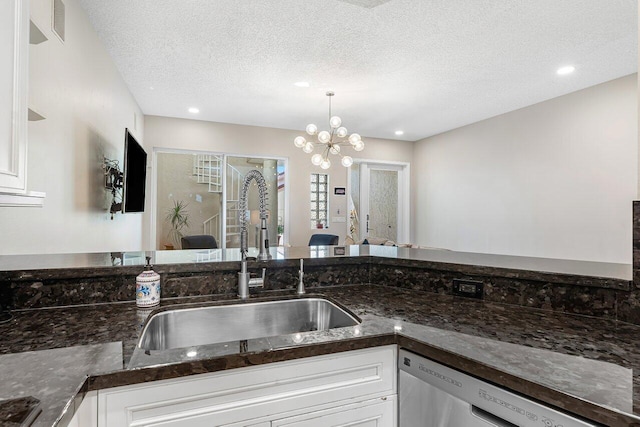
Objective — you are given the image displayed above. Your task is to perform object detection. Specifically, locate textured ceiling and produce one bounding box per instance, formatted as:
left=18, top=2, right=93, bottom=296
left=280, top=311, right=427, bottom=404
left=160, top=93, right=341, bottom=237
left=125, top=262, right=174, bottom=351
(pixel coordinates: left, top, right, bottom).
left=78, top=0, right=637, bottom=141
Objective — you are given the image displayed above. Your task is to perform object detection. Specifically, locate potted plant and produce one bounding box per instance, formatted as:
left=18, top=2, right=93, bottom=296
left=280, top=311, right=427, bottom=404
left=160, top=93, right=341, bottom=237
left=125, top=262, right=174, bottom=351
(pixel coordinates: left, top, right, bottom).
left=165, top=200, right=189, bottom=249
left=277, top=222, right=284, bottom=246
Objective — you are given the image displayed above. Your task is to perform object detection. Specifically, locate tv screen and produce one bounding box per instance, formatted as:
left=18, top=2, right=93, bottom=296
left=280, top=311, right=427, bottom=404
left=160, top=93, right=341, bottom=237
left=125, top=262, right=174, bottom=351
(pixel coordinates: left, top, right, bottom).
left=122, top=129, right=147, bottom=213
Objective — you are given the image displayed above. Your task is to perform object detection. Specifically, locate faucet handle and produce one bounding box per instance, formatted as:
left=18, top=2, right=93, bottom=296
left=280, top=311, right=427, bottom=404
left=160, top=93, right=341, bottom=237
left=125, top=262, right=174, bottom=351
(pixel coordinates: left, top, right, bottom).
left=248, top=268, right=266, bottom=289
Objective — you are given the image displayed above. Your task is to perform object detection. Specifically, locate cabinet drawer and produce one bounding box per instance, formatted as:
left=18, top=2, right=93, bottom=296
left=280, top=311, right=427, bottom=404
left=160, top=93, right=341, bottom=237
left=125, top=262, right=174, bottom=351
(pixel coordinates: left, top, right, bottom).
left=271, top=396, right=397, bottom=427
left=98, top=346, right=396, bottom=427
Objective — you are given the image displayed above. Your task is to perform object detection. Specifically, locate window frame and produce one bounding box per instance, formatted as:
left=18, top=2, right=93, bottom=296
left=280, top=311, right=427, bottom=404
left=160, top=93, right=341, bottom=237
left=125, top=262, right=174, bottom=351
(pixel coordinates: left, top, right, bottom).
left=310, top=173, right=329, bottom=229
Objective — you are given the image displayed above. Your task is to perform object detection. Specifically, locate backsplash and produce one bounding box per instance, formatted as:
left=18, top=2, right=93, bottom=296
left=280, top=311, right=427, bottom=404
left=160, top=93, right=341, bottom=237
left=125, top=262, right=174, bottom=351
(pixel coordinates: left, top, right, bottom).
left=1, top=252, right=633, bottom=324
left=1, top=258, right=370, bottom=310
left=369, top=258, right=621, bottom=319
left=618, top=200, right=640, bottom=324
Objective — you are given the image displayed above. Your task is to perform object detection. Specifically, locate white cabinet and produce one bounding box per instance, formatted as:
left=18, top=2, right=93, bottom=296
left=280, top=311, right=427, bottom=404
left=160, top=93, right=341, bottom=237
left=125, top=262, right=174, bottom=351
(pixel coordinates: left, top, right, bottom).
left=271, top=397, right=396, bottom=427
left=97, top=346, right=397, bottom=427
left=0, top=0, right=45, bottom=206
left=0, top=0, right=29, bottom=194
left=67, top=391, right=98, bottom=427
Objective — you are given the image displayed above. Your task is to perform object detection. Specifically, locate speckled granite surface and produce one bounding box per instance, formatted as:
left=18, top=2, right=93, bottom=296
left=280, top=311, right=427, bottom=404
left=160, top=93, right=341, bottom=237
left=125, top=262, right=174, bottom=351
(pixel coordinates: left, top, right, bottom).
left=1, top=285, right=640, bottom=426
left=0, top=397, right=41, bottom=426
left=0, top=246, right=631, bottom=280
left=1, top=248, right=632, bottom=327
left=0, top=343, right=122, bottom=427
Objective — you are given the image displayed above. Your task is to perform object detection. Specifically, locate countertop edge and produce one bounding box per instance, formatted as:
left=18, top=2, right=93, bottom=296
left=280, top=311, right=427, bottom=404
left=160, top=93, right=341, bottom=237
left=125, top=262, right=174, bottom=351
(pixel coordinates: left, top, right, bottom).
left=1, top=254, right=630, bottom=291
left=62, top=336, right=638, bottom=427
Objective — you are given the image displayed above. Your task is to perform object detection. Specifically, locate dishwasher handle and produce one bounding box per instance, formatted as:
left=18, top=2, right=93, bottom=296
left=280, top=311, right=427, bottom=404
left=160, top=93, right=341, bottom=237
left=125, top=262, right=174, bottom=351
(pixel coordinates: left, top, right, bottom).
left=472, top=406, right=518, bottom=427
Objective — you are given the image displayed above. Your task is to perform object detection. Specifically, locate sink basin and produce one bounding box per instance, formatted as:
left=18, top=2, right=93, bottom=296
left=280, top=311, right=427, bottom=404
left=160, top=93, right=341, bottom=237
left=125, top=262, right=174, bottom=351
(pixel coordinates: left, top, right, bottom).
left=138, top=298, right=361, bottom=351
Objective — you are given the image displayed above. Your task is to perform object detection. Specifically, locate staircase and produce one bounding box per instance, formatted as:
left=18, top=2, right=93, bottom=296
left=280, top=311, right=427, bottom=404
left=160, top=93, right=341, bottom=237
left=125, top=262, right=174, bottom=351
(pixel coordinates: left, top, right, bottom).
left=193, top=154, right=222, bottom=193
left=225, top=165, right=244, bottom=246
left=193, top=154, right=244, bottom=247
left=203, top=213, right=220, bottom=238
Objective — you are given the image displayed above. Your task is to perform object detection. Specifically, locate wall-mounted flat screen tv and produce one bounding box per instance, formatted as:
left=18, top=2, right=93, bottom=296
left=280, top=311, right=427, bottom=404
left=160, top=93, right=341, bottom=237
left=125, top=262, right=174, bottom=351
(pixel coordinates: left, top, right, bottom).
left=122, top=129, right=147, bottom=213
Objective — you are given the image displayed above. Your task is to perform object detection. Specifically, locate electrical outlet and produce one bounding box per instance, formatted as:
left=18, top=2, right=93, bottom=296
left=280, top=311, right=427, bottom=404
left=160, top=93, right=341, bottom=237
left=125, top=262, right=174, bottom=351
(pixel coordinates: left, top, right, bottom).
left=452, top=279, right=484, bottom=299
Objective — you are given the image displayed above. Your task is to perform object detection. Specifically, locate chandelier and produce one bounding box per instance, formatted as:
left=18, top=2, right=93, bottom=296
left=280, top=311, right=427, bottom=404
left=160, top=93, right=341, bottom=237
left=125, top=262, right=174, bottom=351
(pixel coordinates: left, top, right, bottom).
left=294, top=91, right=364, bottom=169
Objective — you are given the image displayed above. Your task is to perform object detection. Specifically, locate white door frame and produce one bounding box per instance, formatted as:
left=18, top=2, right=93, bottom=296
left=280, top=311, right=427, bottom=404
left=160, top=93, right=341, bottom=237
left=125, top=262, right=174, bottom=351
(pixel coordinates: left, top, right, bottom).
left=347, top=159, right=410, bottom=244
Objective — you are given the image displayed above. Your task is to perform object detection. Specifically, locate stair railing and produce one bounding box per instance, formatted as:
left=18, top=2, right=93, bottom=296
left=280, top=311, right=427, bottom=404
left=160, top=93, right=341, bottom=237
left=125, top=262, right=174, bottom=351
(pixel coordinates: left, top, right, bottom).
left=203, top=213, right=220, bottom=243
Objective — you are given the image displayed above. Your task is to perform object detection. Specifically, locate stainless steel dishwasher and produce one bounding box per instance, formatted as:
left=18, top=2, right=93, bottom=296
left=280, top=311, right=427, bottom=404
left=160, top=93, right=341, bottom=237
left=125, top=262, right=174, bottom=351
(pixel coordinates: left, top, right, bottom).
left=398, top=349, right=600, bottom=427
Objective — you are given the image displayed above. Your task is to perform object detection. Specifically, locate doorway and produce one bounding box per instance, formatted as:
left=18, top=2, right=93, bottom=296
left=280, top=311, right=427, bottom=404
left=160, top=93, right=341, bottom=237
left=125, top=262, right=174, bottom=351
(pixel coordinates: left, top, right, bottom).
left=152, top=149, right=287, bottom=250
left=349, top=161, right=409, bottom=244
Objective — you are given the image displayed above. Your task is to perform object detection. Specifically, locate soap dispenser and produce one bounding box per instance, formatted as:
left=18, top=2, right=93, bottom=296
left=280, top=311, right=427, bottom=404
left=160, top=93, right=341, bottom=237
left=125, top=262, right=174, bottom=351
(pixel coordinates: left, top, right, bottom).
left=136, top=256, right=161, bottom=308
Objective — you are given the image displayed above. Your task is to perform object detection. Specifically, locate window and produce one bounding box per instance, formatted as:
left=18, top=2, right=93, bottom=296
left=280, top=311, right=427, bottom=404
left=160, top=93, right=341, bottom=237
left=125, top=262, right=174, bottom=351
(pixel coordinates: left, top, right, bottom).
left=155, top=151, right=287, bottom=249
left=310, top=173, right=329, bottom=229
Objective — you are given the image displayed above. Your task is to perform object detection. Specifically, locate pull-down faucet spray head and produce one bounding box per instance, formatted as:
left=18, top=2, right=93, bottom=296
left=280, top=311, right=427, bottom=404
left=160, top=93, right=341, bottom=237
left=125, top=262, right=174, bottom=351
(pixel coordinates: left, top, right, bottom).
left=238, top=170, right=271, bottom=261
left=237, top=170, right=271, bottom=299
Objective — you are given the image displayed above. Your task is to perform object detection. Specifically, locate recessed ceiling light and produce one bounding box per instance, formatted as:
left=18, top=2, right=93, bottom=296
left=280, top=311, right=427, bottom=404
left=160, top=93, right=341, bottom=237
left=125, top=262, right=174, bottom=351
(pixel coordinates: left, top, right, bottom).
left=188, top=107, right=200, bottom=114
left=557, top=65, right=575, bottom=75
left=395, top=130, right=404, bottom=136
left=186, top=350, right=197, bottom=357
left=294, top=81, right=310, bottom=88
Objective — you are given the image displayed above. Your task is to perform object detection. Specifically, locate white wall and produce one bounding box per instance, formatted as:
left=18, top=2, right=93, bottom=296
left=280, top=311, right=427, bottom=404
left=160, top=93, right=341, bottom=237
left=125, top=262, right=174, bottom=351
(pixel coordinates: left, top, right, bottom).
left=144, top=116, right=414, bottom=247
left=2, top=0, right=633, bottom=259
left=0, top=0, right=144, bottom=255
left=414, top=74, right=638, bottom=263
left=156, top=153, right=221, bottom=249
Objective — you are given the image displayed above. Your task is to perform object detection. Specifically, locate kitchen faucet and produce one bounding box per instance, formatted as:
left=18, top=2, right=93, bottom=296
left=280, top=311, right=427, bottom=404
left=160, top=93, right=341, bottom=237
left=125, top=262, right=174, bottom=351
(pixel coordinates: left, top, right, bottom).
left=238, top=170, right=271, bottom=299
left=297, top=259, right=305, bottom=295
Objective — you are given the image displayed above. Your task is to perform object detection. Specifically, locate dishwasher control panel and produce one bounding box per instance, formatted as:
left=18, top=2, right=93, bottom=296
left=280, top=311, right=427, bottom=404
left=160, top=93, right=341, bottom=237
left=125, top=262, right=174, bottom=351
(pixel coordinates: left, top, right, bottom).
left=399, top=349, right=600, bottom=427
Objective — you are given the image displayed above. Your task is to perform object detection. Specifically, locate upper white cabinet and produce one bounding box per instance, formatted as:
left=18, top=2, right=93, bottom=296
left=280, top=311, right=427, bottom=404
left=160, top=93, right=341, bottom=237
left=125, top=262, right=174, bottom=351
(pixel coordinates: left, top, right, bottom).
left=0, top=0, right=29, bottom=194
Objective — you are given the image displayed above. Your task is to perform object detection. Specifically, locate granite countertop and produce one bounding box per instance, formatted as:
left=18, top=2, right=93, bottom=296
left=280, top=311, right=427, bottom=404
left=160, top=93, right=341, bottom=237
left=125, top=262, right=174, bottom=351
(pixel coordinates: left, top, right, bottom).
left=0, top=245, right=632, bottom=281
left=1, top=285, right=640, bottom=426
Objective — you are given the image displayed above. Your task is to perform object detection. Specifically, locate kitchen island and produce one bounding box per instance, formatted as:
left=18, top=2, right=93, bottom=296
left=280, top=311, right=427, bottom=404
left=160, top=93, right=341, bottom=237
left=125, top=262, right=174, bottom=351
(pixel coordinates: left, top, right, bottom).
left=0, top=246, right=638, bottom=425
left=0, top=284, right=638, bottom=425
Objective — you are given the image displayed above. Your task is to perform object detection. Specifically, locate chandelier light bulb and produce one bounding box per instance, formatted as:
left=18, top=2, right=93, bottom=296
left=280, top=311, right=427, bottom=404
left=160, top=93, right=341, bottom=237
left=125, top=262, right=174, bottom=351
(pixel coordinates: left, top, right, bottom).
left=299, top=92, right=364, bottom=169
left=329, top=116, right=342, bottom=129
left=318, top=130, right=331, bottom=144
left=306, top=124, right=318, bottom=135
left=303, top=142, right=315, bottom=153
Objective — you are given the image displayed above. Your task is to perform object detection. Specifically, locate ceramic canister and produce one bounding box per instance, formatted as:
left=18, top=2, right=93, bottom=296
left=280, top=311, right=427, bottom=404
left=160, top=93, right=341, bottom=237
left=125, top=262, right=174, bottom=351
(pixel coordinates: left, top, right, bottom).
left=136, top=259, right=161, bottom=308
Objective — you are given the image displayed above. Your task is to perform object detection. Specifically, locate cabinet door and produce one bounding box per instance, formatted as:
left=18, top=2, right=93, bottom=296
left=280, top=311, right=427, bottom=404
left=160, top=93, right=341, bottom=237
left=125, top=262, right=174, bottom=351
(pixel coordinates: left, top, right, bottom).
left=271, top=397, right=396, bottom=427
left=0, top=0, right=28, bottom=193
left=98, top=346, right=396, bottom=427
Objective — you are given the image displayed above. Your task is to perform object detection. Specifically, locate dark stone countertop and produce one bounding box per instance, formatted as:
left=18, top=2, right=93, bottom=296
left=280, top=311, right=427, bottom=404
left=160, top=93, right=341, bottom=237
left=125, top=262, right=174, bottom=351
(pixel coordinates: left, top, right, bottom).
left=0, top=245, right=631, bottom=284
left=1, top=285, right=640, bottom=426
left=0, top=397, right=41, bottom=426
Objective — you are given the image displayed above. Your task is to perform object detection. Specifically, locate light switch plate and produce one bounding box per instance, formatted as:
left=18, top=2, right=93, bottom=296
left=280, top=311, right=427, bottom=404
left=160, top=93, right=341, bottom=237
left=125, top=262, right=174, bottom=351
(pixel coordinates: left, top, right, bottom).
left=332, top=216, right=346, bottom=223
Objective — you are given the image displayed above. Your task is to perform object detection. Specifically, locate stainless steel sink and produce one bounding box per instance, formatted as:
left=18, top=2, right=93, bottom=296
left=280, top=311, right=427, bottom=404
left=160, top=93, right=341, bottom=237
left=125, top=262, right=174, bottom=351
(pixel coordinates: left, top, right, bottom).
left=138, top=298, right=361, bottom=351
